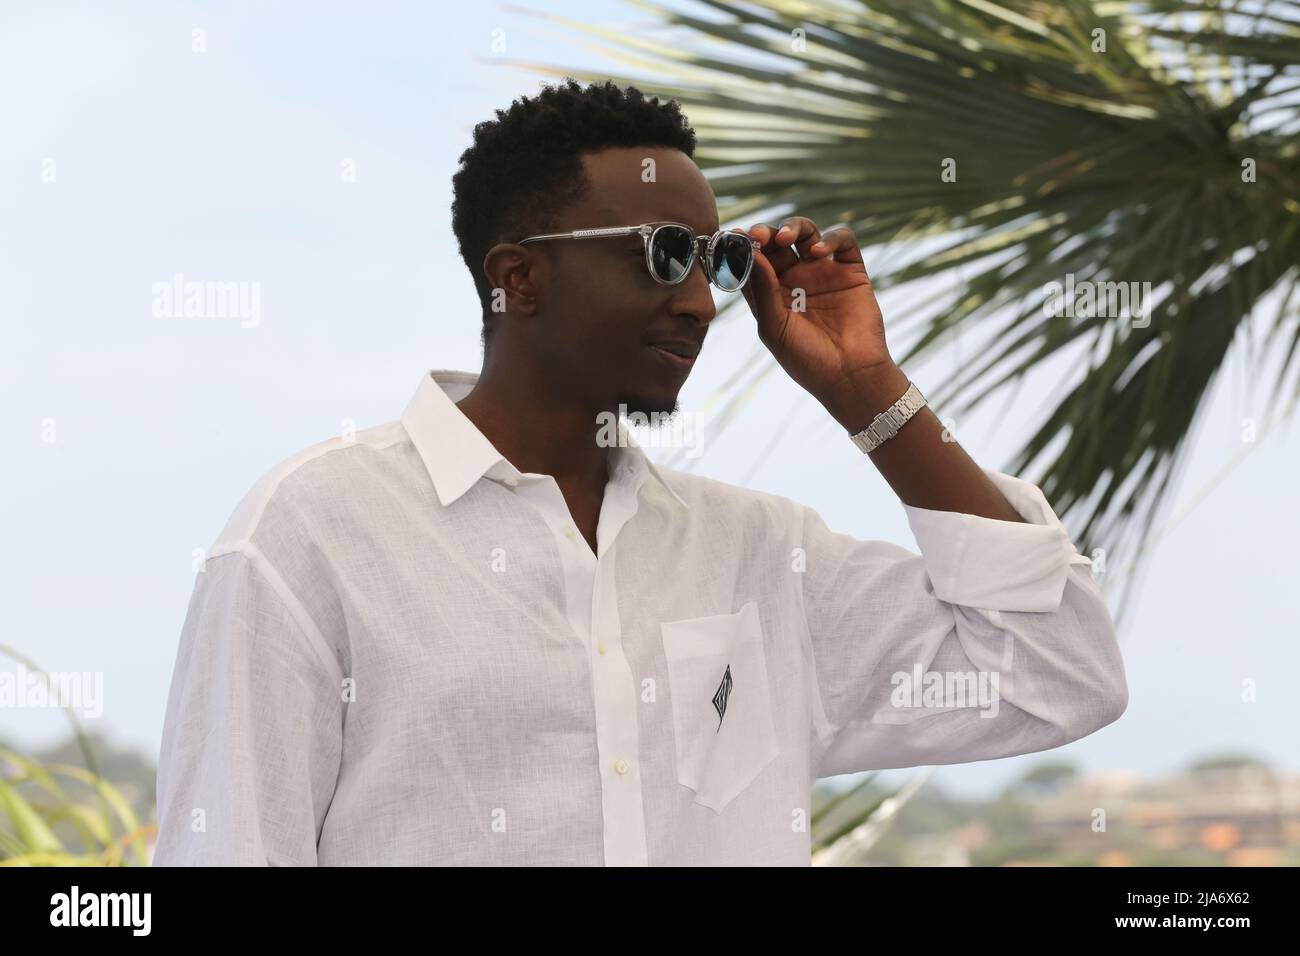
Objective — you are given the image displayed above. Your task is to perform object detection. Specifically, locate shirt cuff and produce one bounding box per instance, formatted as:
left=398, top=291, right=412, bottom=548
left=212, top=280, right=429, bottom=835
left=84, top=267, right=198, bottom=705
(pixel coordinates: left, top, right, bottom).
left=901, top=468, right=1086, bottom=612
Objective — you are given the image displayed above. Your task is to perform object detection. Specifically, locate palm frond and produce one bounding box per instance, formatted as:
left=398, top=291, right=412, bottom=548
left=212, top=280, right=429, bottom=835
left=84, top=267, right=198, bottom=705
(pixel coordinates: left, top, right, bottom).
left=504, top=0, right=1300, bottom=618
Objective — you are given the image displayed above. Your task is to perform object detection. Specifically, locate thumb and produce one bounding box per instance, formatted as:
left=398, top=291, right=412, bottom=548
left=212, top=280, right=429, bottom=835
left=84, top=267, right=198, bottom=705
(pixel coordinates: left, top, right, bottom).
left=743, top=250, right=788, bottom=342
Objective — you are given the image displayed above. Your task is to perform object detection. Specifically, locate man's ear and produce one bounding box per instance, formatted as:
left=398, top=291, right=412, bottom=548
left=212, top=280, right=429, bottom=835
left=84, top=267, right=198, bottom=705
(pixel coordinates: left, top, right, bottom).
left=482, top=243, right=541, bottom=317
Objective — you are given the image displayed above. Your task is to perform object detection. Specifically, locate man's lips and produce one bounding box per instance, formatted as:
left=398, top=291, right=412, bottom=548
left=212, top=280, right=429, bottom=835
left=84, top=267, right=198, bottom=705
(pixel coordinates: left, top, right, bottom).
left=648, top=341, right=699, bottom=371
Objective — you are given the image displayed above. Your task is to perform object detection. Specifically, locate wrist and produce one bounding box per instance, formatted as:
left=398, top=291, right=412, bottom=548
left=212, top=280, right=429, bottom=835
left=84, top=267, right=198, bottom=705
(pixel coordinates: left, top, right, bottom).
left=823, top=361, right=911, bottom=433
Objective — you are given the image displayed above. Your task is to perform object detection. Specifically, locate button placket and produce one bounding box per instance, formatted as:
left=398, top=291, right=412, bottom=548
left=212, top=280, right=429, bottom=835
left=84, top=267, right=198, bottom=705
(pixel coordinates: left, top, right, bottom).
left=506, top=467, right=650, bottom=865
left=588, top=546, right=648, bottom=865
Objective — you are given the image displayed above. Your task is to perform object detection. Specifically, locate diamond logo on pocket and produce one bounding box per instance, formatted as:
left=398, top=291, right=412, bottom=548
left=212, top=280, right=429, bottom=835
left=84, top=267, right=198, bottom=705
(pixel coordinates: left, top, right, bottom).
left=712, top=664, right=733, bottom=732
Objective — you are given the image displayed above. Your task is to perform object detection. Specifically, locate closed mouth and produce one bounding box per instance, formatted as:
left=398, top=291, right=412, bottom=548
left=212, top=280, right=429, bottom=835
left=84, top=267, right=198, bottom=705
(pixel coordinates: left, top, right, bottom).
left=649, top=339, right=701, bottom=359
left=648, top=342, right=699, bottom=370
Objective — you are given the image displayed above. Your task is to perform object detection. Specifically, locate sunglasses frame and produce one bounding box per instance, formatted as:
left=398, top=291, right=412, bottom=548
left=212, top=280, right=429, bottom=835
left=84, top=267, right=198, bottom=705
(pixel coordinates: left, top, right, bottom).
left=517, top=222, right=763, bottom=292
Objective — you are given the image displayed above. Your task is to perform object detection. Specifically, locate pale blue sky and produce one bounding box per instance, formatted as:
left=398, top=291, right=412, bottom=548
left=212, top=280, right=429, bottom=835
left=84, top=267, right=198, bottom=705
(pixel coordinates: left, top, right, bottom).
left=2, top=1, right=1296, bottom=798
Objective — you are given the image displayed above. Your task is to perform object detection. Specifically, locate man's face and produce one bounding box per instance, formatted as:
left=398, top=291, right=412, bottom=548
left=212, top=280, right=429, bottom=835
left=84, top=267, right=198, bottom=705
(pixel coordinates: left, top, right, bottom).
left=525, top=146, right=720, bottom=418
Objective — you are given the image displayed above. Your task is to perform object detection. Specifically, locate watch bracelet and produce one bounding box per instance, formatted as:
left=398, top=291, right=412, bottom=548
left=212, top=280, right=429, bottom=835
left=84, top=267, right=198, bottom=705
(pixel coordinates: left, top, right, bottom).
left=848, top=380, right=926, bottom=454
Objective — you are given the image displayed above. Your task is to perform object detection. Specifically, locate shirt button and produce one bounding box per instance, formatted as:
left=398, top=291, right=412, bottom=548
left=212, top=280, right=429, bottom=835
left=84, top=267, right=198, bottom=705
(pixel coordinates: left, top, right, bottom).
left=597, top=639, right=606, bottom=655
left=563, top=525, right=576, bottom=540
left=614, top=758, right=628, bottom=775
left=503, top=476, right=518, bottom=489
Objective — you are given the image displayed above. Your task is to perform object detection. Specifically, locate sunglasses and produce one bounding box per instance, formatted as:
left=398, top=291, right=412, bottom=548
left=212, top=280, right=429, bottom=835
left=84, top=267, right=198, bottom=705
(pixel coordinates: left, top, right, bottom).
left=518, top=222, right=763, bottom=293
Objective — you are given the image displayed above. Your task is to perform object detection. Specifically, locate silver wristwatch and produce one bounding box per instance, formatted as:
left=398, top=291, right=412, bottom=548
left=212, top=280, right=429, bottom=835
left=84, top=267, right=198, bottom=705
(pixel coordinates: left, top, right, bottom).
left=849, top=380, right=926, bottom=454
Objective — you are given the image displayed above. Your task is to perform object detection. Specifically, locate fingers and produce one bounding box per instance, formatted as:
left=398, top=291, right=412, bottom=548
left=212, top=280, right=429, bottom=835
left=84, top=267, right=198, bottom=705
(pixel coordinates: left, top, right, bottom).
left=748, top=218, right=862, bottom=275
left=777, top=216, right=823, bottom=260
left=747, top=222, right=800, bottom=274
left=811, top=225, right=865, bottom=266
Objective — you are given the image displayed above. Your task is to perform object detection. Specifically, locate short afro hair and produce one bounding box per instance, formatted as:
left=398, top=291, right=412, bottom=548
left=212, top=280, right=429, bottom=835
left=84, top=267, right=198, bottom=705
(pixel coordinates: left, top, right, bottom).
left=450, top=78, right=697, bottom=352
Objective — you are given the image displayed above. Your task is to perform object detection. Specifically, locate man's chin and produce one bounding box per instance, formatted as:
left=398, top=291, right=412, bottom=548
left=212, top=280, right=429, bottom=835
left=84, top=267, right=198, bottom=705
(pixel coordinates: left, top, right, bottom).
left=615, top=391, right=680, bottom=421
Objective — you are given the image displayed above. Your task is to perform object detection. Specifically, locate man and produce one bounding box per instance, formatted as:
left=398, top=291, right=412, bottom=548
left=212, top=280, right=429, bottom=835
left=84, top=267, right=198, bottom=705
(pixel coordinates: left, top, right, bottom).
left=154, top=79, right=1127, bottom=866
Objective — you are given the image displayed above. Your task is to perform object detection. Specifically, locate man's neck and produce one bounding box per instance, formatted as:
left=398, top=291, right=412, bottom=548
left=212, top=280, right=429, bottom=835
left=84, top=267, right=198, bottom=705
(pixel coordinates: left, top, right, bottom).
left=454, top=357, right=612, bottom=497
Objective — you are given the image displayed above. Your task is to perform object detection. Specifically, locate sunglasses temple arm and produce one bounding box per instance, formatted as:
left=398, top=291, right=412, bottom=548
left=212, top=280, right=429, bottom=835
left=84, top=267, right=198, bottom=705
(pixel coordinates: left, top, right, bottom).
left=519, top=227, right=643, bottom=245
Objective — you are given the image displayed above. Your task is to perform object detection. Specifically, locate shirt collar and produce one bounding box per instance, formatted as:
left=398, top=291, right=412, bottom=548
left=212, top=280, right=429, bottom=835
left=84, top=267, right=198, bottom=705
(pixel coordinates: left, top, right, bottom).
left=400, top=369, right=689, bottom=510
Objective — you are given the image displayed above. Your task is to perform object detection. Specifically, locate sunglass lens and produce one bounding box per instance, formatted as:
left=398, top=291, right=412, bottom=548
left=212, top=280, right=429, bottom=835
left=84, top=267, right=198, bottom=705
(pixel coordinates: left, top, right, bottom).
left=711, top=233, right=753, bottom=291
left=649, top=226, right=695, bottom=283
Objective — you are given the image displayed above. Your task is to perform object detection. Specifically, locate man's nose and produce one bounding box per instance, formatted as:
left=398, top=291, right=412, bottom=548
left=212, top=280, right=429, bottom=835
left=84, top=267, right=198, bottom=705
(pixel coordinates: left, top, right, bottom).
left=671, top=254, right=719, bottom=326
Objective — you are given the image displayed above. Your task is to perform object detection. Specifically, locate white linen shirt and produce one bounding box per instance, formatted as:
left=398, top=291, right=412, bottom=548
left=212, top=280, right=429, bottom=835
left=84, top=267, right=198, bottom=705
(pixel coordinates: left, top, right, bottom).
left=154, top=368, right=1128, bottom=866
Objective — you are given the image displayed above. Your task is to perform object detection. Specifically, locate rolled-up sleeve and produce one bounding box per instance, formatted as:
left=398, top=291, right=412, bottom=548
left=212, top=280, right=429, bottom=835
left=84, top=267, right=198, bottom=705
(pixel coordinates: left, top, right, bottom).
left=799, top=468, right=1128, bottom=778
left=154, top=548, right=345, bottom=865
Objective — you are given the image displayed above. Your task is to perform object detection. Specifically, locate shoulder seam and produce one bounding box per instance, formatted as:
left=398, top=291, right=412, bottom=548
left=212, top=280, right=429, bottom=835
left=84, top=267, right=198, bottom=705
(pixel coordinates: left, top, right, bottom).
left=207, top=542, right=347, bottom=688
left=213, top=425, right=407, bottom=549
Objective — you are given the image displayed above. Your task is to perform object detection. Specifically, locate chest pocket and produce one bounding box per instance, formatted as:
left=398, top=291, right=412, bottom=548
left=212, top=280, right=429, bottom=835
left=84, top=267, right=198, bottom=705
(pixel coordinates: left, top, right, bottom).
left=659, top=601, right=780, bottom=813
